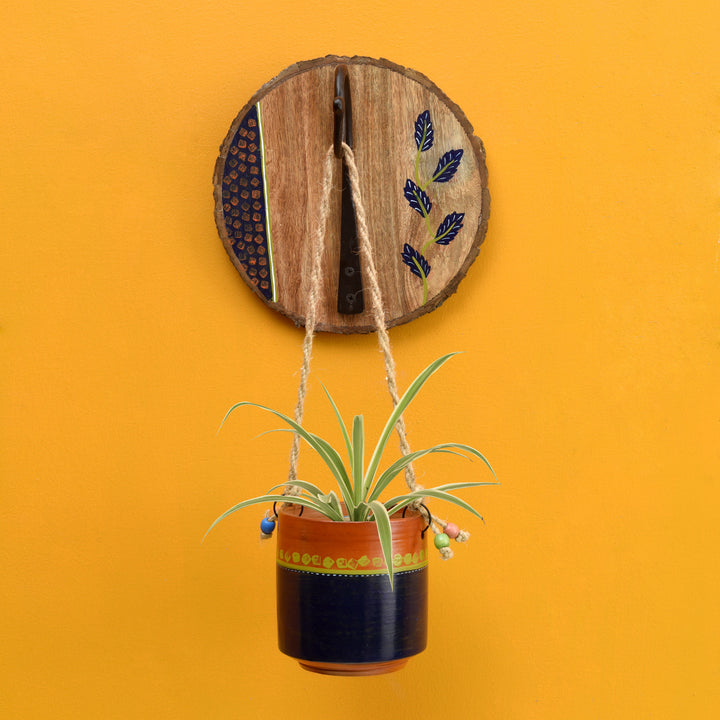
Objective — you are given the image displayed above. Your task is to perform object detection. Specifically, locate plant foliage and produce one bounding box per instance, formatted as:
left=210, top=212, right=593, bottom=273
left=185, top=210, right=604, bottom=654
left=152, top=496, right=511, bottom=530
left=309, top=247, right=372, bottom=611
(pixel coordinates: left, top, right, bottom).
left=205, top=353, right=496, bottom=587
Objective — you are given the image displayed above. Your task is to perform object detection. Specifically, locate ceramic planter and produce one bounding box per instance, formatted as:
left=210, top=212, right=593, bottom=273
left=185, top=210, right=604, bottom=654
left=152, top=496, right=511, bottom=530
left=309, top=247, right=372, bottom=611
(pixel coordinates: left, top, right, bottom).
left=276, top=504, right=428, bottom=676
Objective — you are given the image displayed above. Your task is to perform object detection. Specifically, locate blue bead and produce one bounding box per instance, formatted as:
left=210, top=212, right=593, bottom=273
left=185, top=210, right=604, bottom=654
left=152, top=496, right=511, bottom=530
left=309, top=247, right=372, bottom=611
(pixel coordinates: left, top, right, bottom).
left=260, top=517, right=276, bottom=534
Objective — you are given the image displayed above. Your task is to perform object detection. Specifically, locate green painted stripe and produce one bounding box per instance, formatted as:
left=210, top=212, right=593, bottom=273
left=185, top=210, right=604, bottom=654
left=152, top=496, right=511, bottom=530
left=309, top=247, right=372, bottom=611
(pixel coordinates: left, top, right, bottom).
left=277, top=558, right=428, bottom=576
left=256, top=101, right=277, bottom=303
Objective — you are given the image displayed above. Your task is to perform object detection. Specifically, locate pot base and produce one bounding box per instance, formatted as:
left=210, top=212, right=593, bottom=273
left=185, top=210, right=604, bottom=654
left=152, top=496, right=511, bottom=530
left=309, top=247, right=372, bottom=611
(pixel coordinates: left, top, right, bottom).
left=298, top=659, right=409, bottom=676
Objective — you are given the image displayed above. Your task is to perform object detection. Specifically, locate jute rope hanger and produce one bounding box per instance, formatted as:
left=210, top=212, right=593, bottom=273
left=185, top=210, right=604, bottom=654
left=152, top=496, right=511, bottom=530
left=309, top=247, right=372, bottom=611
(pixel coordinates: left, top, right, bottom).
left=275, top=143, right=470, bottom=557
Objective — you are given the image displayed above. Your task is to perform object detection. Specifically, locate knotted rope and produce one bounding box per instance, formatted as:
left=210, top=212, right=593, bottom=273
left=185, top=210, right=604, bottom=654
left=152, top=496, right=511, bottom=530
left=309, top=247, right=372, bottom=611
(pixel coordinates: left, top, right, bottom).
left=284, top=147, right=335, bottom=495
left=341, top=143, right=419, bottom=496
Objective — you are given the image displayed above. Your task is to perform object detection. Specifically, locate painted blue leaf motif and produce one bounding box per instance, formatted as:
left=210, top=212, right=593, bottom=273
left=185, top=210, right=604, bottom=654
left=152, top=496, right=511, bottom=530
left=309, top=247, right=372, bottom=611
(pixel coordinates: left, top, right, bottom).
left=401, top=243, right=431, bottom=278
left=434, top=212, right=465, bottom=245
left=414, top=110, right=434, bottom=152
left=431, top=149, right=464, bottom=183
left=403, top=179, right=432, bottom=216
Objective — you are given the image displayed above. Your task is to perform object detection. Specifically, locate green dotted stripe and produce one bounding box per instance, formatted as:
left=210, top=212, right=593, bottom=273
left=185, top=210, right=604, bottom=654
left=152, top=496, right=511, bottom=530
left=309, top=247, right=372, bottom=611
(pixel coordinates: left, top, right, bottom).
left=255, top=101, right=277, bottom=303
left=276, top=548, right=428, bottom=575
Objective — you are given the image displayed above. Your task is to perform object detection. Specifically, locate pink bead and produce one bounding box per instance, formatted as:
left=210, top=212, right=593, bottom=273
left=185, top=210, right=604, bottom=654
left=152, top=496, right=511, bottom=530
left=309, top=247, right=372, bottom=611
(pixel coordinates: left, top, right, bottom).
left=444, top=522, right=460, bottom=539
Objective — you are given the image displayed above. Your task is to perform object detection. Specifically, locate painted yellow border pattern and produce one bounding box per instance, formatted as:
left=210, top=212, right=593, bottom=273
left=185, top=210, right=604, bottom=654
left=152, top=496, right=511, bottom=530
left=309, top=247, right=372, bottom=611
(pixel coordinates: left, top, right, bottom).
left=276, top=547, right=428, bottom=575
left=255, top=101, right=277, bottom=303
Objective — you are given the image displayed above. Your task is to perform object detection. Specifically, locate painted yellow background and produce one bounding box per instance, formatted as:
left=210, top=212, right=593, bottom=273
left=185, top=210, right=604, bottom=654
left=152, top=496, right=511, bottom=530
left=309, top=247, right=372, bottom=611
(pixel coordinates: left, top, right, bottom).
left=2, top=1, right=718, bottom=718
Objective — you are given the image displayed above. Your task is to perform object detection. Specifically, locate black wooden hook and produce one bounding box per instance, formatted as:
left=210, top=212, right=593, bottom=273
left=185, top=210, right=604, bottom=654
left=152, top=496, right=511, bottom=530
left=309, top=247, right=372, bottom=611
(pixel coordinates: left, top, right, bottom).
left=333, top=65, right=352, bottom=157
left=273, top=501, right=303, bottom=519
left=402, top=502, right=433, bottom=538
left=333, top=65, right=364, bottom=315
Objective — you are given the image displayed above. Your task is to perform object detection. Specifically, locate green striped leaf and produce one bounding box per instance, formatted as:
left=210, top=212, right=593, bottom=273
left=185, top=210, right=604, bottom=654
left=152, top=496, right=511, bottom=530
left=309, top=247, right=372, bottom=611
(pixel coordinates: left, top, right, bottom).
left=366, top=500, right=395, bottom=589
left=367, top=443, right=475, bottom=503
left=203, top=493, right=342, bottom=543
left=219, top=401, right=350, bottom=501
left=384, top=488, right=485, bottom=522
left=319, top=381, right=354, bottom=466
left=363, top=353, right=461, bottom=496
left=351, top=415, right=365, bottom=517
left=306, top=431, right=354, bottom=512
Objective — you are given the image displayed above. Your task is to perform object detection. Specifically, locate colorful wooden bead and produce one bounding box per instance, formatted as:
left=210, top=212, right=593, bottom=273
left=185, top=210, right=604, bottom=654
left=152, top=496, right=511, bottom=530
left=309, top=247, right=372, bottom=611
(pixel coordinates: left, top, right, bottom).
left=444, top=522, right=460, bottom=539
left=434, top=533, right=450, bottom=549
left=260, top=517, right=276, bottom=535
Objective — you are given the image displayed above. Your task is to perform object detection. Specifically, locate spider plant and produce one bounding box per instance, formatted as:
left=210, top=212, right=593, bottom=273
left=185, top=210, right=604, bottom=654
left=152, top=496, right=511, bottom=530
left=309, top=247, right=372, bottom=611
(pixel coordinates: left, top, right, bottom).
left=205, top=352, right=497, bottom=586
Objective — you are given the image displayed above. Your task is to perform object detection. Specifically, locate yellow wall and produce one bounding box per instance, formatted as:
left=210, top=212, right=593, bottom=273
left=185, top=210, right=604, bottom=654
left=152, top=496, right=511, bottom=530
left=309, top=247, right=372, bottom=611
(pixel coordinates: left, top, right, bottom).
left=2, top=2, right=718, bottom=718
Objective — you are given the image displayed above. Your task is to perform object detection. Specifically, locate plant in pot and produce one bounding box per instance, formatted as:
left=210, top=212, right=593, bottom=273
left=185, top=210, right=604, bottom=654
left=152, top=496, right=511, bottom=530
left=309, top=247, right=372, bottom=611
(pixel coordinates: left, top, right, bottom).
left=206, top=352, right=497, bottom=676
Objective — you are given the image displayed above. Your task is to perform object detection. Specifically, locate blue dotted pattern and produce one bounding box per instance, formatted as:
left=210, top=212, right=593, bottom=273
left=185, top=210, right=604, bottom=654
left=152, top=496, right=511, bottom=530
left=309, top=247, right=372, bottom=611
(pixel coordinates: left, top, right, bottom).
left=220, top=104, right=273, bottom=300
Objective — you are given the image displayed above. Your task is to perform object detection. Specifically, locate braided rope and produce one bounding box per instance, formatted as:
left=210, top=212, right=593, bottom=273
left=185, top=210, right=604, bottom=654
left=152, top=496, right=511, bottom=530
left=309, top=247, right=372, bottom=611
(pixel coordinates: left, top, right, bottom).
left=281, top=143, right=468, bottom=558
left=285, top=147, right=336, bottom=493
left=341, top=143, right=419, bottom=495
left=343, top=143, right=471, bottom=557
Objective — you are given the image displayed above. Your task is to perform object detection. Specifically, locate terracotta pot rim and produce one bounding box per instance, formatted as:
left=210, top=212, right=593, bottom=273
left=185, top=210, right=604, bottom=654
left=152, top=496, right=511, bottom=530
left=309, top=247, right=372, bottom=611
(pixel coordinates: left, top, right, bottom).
left=277, top=503, right=424, bottom=525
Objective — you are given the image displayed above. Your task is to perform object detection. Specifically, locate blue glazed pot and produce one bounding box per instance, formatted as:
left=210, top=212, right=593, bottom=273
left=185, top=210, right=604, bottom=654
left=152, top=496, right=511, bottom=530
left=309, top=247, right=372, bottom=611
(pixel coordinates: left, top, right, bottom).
left=275, top=505, right=428, bottom=676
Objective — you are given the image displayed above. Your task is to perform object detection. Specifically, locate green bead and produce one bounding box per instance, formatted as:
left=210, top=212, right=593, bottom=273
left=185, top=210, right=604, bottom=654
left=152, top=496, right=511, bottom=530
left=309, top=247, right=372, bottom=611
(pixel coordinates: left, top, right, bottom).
left=434, top=533, right=450, bottom=549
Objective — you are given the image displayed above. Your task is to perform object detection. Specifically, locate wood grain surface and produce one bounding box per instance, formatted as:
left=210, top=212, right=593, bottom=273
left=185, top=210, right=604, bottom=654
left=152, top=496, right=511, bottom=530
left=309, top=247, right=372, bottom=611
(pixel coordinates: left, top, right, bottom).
left=214, top=56, right=490, bottom=333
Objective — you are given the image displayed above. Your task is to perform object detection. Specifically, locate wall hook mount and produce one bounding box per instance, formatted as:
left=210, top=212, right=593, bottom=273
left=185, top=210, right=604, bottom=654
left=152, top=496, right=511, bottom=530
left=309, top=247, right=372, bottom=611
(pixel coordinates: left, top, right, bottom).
left=333, top=64, right=352, bottom=158
left=213, top=55, right=490, bottom=334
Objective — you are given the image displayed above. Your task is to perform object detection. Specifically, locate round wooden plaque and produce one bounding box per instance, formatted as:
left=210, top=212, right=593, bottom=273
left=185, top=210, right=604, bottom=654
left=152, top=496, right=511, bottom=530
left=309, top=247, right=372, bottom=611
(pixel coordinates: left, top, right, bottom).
left=213, top=56, right=489, bottom=334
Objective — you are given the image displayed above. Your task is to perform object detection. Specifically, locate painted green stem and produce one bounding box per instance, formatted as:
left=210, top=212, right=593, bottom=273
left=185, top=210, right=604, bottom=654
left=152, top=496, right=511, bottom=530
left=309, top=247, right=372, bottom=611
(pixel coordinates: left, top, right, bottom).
left=412, top=257, right=429, bottom=305
left=421, top=169, right=443, bottom=192
left=421, top=237, right=435, bottom=255
left=410, top=183, right=434, bottom=305
left=412, top=189, right=434, bottom=238
left=422, top=223, right=455, bottom=253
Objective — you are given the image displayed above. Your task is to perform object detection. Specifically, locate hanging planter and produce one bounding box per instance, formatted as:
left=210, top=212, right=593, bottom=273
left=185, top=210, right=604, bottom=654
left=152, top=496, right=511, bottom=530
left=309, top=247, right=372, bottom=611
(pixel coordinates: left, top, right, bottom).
left=205, top=354, right=497, bottom=675
left=275, top=504, right=428, bottom=676
left=207, top=58, right=495, bottom=675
